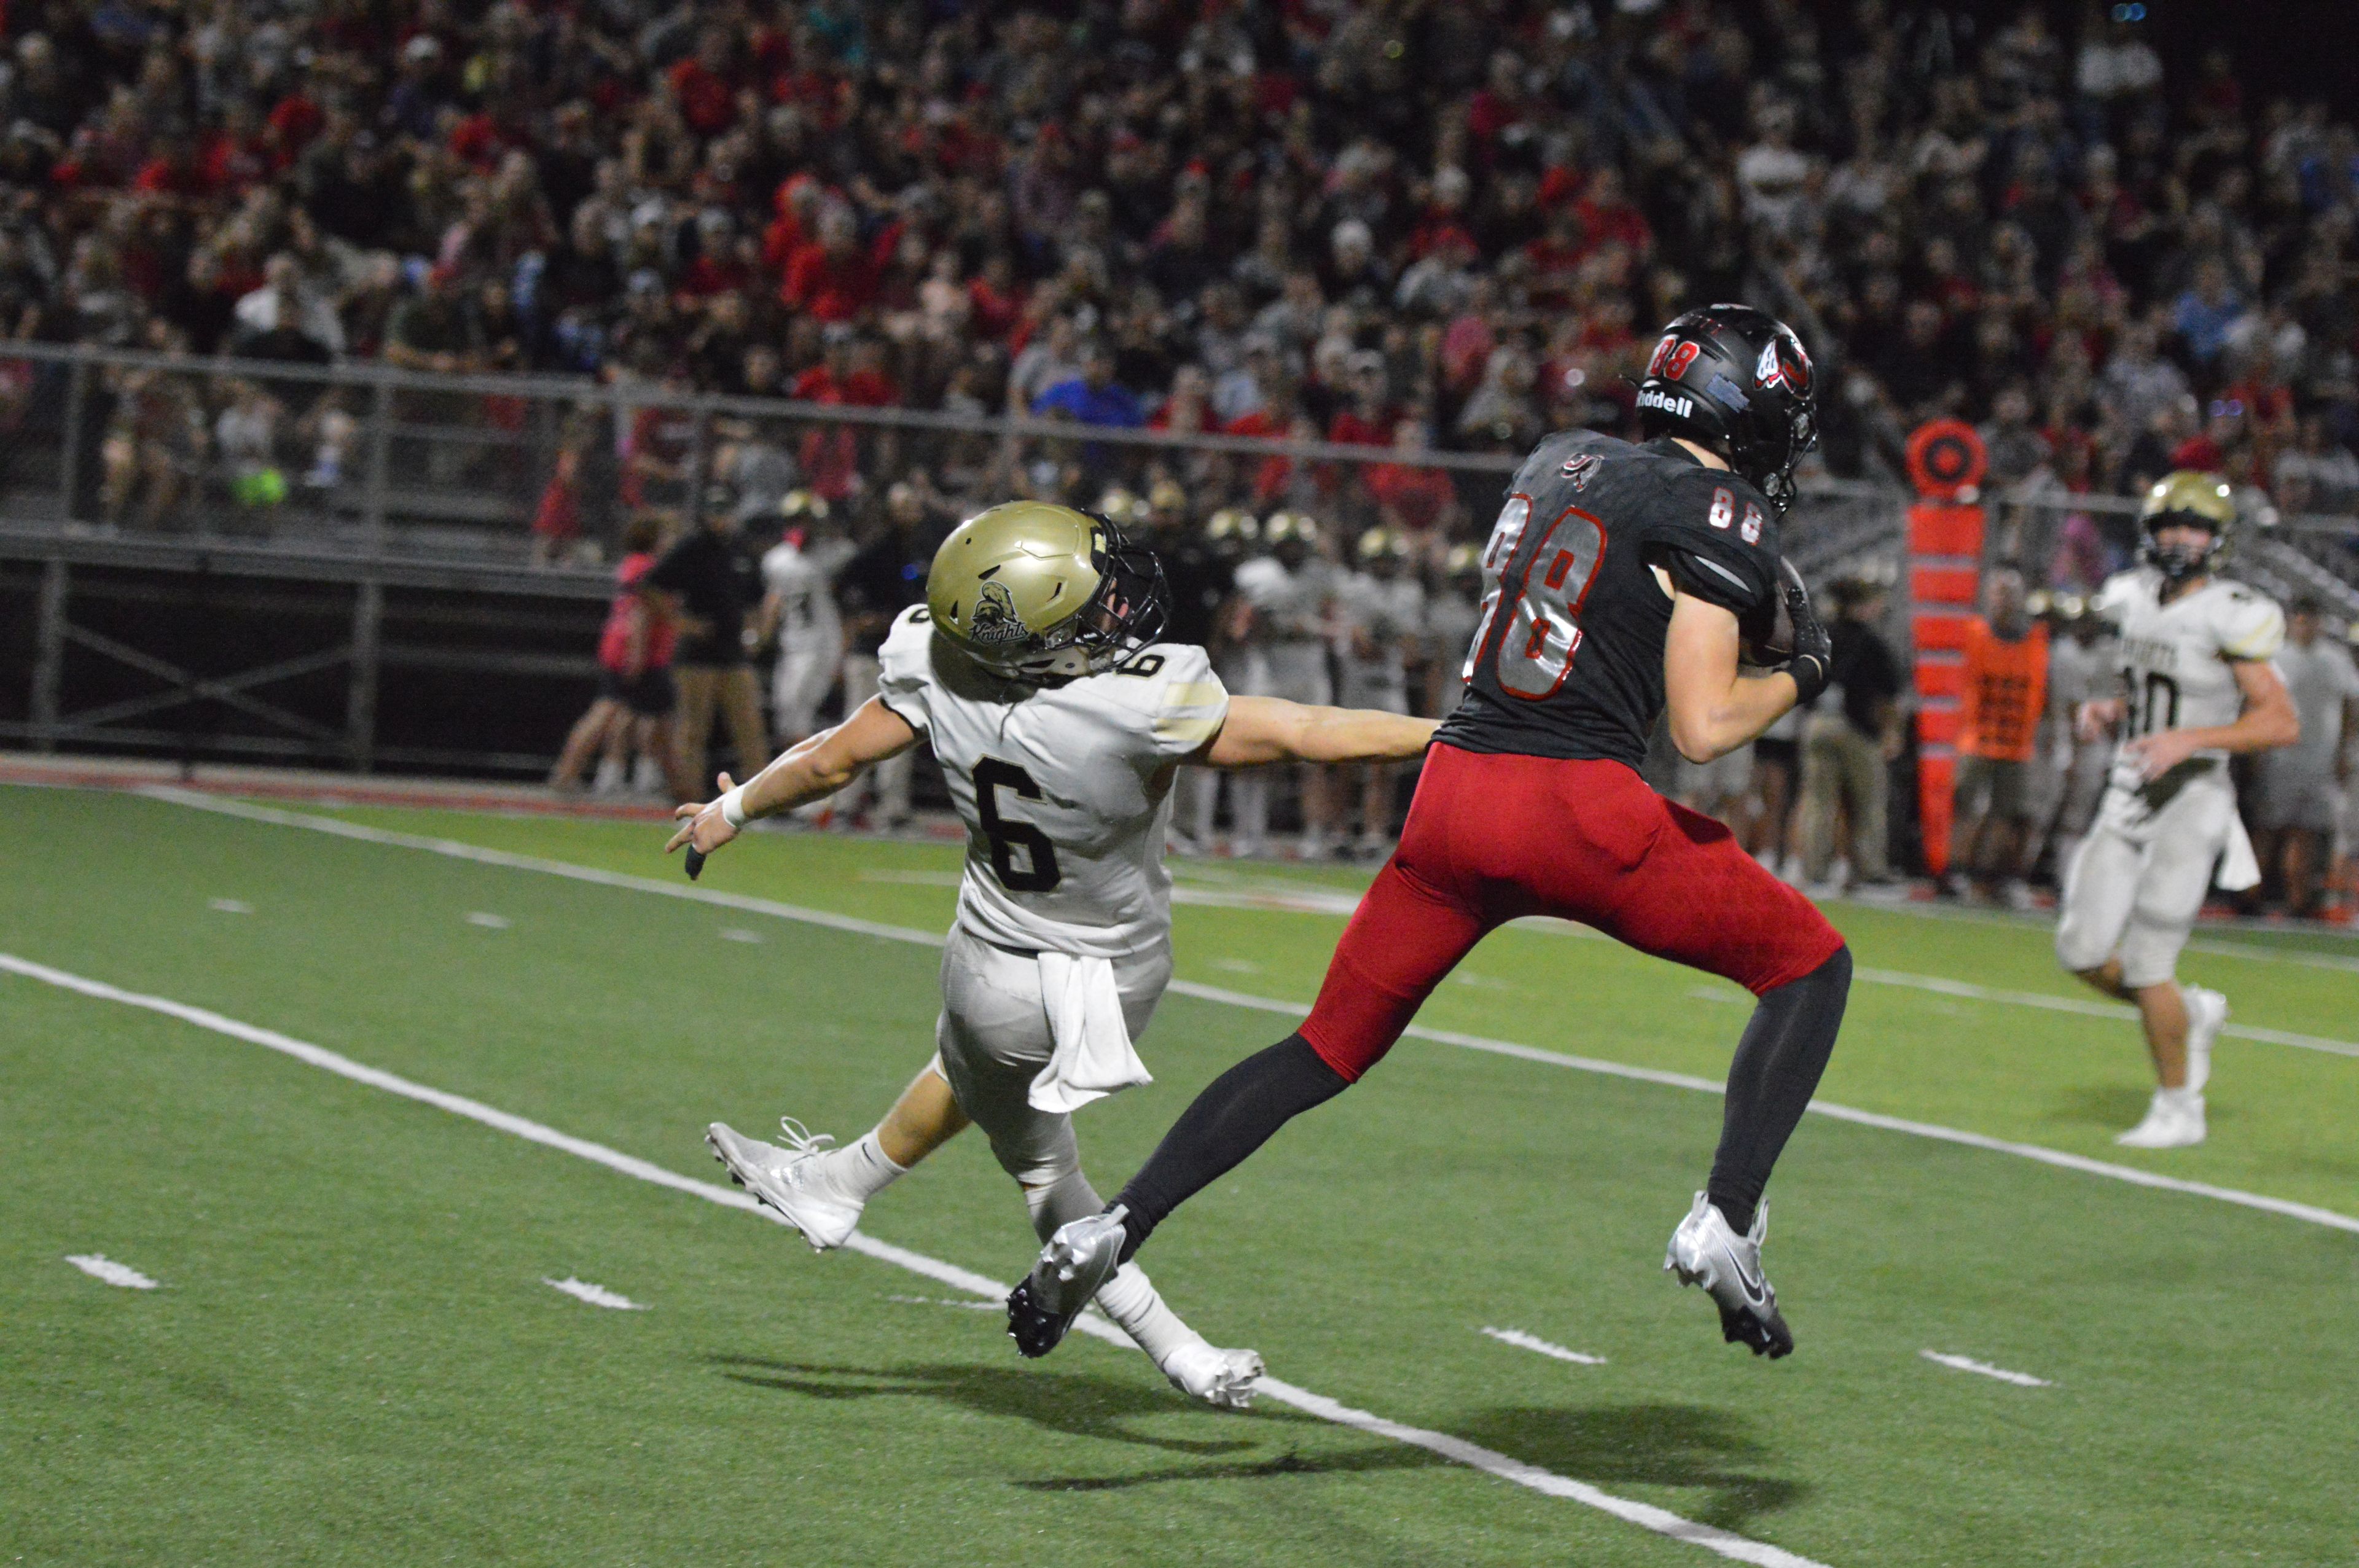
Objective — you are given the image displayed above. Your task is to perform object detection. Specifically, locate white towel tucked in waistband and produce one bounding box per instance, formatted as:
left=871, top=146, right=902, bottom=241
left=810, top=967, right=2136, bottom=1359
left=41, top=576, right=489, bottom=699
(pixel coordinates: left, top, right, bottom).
left=1028, top=951, right=1152, bottom=1113
left=2216, top=811, right=2261, bottom=892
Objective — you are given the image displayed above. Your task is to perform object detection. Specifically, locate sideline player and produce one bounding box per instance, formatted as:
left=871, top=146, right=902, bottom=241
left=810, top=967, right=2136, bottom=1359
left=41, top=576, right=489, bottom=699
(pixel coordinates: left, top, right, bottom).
left=670, top=501, right=1437, bottom=1407
left=1014, top=305, right=1850, bottom=1361
left=2057, top=473, right=2298, bottom=1148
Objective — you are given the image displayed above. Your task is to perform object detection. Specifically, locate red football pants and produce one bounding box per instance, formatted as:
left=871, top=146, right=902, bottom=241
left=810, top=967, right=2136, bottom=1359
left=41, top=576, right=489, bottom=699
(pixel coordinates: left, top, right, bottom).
left=1301, top=744, right=1846, bottom=1082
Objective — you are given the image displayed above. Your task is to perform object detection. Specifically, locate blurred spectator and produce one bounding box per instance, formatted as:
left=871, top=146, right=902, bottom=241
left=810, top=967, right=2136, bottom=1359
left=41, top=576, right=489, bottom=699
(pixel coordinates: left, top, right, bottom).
left=1032, top=344, right=1143, bottom=429
left=2252, top=601, right=2359, bottom=916
left=1947, top=568, right=2051, bottom=905
left=550, top=515, right=689, bottom=800
left=1799, top=579, right=1903, bottom=892
left=647, top=500, right=768, bottom=798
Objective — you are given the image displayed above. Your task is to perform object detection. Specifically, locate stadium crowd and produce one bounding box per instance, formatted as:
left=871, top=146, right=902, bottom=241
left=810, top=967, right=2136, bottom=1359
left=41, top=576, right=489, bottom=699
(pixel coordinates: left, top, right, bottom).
left=4, top=0, right=2355, bottom=903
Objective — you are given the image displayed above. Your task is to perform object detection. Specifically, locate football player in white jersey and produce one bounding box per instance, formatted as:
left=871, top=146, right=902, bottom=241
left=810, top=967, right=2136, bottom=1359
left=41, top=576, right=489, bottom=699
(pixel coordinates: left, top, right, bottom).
left=670, top=501, right=1437, bottom=1406
left=1336, top=527, right=1427, bottom=856
left=756, top=491, right=855, bottom=745
left=2056, top=472, right=2299, bottom=1148
left=1229, top=511, right=1340, bottom=857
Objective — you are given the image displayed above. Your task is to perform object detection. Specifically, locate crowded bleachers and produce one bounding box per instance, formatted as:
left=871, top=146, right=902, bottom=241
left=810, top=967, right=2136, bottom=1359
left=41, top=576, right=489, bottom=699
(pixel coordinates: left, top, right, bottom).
left=4, top=0, right=2356, bottom=907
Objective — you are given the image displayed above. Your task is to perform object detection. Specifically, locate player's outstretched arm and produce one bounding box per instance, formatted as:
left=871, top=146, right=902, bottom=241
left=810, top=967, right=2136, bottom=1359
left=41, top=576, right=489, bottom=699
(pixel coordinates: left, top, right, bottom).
left=2122, top=659, right=2299, bottom=779
left=667, top=696, right=921, bottom=860
left=1197, top=695, right=1439, bottom=768
left=1662, top=591, right=1817, bottom=763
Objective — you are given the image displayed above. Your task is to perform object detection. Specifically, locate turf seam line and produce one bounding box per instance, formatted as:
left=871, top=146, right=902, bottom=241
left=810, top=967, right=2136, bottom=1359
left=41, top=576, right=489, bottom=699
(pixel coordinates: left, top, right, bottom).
left=130, top=788, right=2359, bottom=1238
left=0, top=950, right=1828, bottom=1568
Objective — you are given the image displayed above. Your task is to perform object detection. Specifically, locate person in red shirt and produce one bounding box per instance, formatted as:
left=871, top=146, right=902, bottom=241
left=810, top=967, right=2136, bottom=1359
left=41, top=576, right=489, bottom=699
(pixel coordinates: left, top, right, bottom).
left=1326, top=352, right=1396, bottom=447
left=668, top=27, right=740, bottom=139
left=1364, top=419, right=1460, bottom=536
left=1574, top=165, right=1654, bottom=259
left=781, top=207, right=875, bottom=322
left=549, top=515, right=691, bottom=798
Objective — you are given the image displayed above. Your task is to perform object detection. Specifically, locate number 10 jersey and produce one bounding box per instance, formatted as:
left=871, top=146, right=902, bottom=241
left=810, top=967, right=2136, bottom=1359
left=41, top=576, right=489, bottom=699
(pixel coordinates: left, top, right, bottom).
left=1436, top=431, right=1783, bottom=768
left=2087, top=566, right=2283, bottom=832
left=875, top=606, right=1231, bottom=959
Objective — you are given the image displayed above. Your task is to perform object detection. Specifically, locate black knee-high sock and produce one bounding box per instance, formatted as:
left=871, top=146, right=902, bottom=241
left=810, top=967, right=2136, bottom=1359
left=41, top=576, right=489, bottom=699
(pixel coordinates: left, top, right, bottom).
left=1707, top=944, right=1851, bottom=1234
left=1113, top=1033, right=1349, bottom=1261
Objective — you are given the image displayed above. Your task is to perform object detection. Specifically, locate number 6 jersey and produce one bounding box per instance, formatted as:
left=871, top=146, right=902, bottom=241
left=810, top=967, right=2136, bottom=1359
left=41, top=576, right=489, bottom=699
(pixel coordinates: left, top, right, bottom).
left=1436, top=431, right=1783, bottom=766
left=875, top=605, right=1230, bottom=959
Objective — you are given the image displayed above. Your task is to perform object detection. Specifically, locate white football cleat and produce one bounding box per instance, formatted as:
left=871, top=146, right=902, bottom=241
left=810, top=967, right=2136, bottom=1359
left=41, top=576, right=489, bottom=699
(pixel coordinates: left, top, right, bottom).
left=1665, top=1192, right=1793, bottom=1358
left=2181, top=986, right=2228, bottom=1096
left=2115, top=1088, right=2205, bottom=1149
left=705, top=1119, right=862, bottom=1251
left=1159, top=1343, right=1265, bottom=1410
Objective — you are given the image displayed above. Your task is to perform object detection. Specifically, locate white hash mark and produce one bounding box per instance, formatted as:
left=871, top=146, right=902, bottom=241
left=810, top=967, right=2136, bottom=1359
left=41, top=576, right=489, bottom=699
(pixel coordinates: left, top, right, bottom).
left=1920, top=1350, right=2052, bottom=1387
left=1210, top=958, right=1259, bottom=973
left=543, top=1276, right=646, bottom=1310
left=66, top=1254, right=159, bottom=1289
left=718, top=927, right=764, bottom=943
left=1482, top=1325, right=1607, bottom=1365
left=208, top=899, right=252, bottom=915
left=466, top=912, right=511, bottom=929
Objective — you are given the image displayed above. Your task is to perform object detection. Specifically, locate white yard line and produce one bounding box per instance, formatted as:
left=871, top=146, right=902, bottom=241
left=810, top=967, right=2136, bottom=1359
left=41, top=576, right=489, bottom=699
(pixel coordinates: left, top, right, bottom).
left=1482, top=1326, right=1608, bottom=1365
left=858, top=856, right=2359, bottom=1057
left=128, top=788, right=2359, bottom=1238
left=1, top=951, right=1825, bottom=1568
left=1919, top=1351, right=2053, bottom=1388
left=544, top=1276, right=646, bottom=1310
left=65, top=1253, right=159, bottom=1289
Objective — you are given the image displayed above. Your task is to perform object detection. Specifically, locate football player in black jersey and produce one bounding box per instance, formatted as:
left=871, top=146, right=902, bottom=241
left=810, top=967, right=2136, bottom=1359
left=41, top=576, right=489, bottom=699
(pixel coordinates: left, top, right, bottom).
left=1011, top=305, right=1853, bottom=1362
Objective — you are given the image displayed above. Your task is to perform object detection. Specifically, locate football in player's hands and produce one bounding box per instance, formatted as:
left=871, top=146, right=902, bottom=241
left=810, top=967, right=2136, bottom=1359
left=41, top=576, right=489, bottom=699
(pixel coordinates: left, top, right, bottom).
left=1739, top=559, right=1817, bottom=668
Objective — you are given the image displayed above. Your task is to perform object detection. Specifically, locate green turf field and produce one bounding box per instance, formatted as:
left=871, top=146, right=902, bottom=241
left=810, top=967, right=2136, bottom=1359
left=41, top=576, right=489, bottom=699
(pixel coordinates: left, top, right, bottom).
left=5, top=781, right=2356, bottom=1566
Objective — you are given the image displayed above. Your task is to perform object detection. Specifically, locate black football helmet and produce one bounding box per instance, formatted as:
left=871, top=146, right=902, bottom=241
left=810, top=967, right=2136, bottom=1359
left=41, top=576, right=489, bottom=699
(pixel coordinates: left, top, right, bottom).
left=1635, top=304, right=1818, bottom=515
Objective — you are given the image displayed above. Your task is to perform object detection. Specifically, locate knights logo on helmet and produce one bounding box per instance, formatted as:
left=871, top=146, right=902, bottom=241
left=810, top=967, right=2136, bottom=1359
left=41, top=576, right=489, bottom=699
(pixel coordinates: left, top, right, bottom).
left=966, top=579, right=1029, bottom=644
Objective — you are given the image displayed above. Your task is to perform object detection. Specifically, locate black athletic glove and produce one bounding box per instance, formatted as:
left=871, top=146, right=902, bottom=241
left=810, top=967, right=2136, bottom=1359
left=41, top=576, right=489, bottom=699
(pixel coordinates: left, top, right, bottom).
left=1778, top=559, right=1833, bottom=707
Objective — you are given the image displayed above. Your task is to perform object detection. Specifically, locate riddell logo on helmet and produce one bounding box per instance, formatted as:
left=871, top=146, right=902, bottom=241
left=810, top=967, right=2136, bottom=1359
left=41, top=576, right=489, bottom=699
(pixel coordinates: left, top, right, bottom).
left=1637, top=386, right=1693, bottom=419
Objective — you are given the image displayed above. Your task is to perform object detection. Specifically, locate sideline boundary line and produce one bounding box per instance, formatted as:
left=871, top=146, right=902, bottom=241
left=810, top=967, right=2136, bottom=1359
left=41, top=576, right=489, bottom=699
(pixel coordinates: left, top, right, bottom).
left=127, top=787, right=2359, bottom=1238
left=0, top=951, right=1825, bottom=1568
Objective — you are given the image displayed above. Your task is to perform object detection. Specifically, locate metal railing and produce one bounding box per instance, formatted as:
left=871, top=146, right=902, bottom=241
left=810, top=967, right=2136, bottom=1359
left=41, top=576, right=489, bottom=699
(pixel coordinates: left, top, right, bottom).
left=0, top=337, right=1915, bottom=570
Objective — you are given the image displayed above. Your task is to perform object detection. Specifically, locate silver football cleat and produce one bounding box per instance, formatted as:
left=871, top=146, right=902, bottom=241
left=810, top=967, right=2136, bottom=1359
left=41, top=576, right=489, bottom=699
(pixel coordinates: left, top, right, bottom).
left=1665, top=1192, right=1794, bottom=1359
left=706, top=1118, right=862, bottom=1251
left=1007, top=1206, right=1129, bottom=1358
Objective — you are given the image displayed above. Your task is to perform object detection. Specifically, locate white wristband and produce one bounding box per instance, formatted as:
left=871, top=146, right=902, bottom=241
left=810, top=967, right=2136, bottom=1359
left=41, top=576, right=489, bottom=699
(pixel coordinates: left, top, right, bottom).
left=718, top=786, right=751, bottom=829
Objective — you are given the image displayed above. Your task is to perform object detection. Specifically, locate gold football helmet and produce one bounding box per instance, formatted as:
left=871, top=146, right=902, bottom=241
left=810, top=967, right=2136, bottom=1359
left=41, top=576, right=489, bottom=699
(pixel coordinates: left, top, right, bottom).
left=2138, top=470, right=2235, bottom=582
left=1205, top=507, right=1259, bottom=544
left=1357, top=526, right=1410, bottom=563
left=925, top=501, right=1168, bottom=681
left=1263, top=510, right=1318, bottom=545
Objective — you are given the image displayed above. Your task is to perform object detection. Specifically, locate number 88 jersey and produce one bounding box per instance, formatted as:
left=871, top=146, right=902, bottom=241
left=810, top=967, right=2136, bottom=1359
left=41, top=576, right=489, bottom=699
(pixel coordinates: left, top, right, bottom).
left=874, top=606, right=1230, bottom=959
left=1436, top=429, right=1783, bottom=768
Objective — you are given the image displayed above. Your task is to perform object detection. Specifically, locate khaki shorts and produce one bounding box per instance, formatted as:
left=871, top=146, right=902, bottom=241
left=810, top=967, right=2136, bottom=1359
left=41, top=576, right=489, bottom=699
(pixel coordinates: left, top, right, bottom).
left=1955, top=754, right=2033, bottom=821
